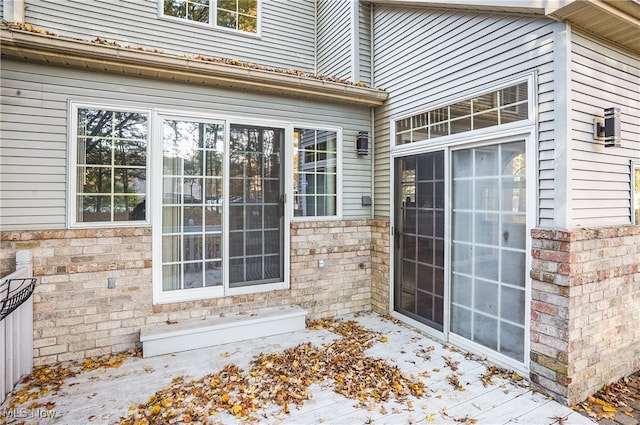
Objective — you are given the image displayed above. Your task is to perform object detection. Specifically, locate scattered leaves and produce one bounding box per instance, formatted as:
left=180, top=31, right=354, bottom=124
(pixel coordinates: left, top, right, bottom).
left=575, top=370, right=640, bottom=421
left=3, top=348, right=141, bottom=413
left=120, top=318, right=426, bottom=424
left=416, top=346, right=435, bottom=361
left=480, top=365, right=527, bottom=389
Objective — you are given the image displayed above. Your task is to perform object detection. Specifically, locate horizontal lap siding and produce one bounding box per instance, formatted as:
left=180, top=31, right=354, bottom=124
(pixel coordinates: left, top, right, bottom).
left=372, top=5, right=557, bottom=220
left=569, top=31, right=640, bottom=228
left=0, top=60, right=372, bottom=230
left=317, top=0, right=352, bottom=81
left=22, top=0, right=315, bottom=72
left=358, top=1, right=372, bottom=86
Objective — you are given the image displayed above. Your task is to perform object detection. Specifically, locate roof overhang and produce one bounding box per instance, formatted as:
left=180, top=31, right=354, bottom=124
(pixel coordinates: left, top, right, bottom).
left=546, top=0, right=640, bottom=53
left=0, top=28, right=388, bottom=108
left=367, top=0, right=565, bottom=15
left=369, top=0, right=640, bottom=54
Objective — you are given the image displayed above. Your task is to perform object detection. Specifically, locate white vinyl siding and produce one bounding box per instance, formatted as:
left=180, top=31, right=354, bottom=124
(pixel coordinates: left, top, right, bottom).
left=372, top=5, right=557, bottom=220
left=316, top=0, right=352, bottom=81
left=0, top=60, right=372, bottom=230
left=358, top=1, right=372, bottom=86
left=568, top=31, right=640, bottom=228
left=22, top=0, right=315, bottom=72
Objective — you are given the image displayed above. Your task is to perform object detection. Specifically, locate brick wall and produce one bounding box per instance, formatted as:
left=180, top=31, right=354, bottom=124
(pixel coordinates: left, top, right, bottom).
left=530, top=225, right=640, bottom=405
left=370, top=220, right=390, bottom=314
left=0, top=220, right=373, bottom=364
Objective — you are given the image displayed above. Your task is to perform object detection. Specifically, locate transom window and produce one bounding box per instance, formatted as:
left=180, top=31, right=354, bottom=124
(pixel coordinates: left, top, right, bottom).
left=395, top=82, right=529, bottom=145
left=71, top=106, right=149, bottom=225
left=162, top=0, right=259, bottom=34
left=293, top=128, right=338, bottom=217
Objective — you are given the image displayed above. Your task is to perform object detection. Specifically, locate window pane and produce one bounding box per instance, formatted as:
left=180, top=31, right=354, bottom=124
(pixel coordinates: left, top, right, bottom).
left=161, top=119, right=225, bottom=293
left=238, top=15, right=257, bottom=32
left=216, top=0, right=258, bottom=32
left=393, top=82, right=528, bottom=144
left=75, top=108, right=148, bottom=223
left=450, top=100, right=471, bottom=120
left=293, top=128, right=338, bottom=217
left=501, top=322, right=525, bottom=362
left=472, top=93, right=495, bottom=113
left=474, top=110, right=499, bottom=130
left=474, top=279, right=498, bottom=315
left=188, top=2, right=209, bottom=22
left=164, top=0, right=186, bottom=18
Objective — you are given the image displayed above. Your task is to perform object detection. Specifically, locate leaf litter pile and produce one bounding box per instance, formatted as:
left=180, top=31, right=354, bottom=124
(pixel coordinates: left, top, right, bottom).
left=120, top=318, right=426, bottom=424
left=1, top=316, right=535, bottom=425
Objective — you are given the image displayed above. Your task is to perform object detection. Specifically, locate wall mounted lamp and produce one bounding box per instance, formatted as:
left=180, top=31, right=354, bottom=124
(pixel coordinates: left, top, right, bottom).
left=356, top=131, right=369, bottom=155
left=594, top=107, right=621, bottom=147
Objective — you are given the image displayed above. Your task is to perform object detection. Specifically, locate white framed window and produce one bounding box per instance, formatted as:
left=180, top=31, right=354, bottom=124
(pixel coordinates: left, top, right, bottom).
left=68, top=104, right=151, bottom=227
left=292, top=128, right=340, bottom=218
left=161, top=0, right=260, bottom=34
left=633, top=161, right=640, bottom=225
left=394, top=80, right=532, bottom=146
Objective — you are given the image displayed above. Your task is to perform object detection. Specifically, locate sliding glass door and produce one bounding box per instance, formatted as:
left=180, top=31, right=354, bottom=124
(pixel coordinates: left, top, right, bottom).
left=450, top=141, right=527, bottom=362
left=228, top=125, right=284, bottom=287
left=157, top=118, right=285, bottom=301
left=394, top=140, right=528, bottom=364
left=394, top=151, right=446, bottom=331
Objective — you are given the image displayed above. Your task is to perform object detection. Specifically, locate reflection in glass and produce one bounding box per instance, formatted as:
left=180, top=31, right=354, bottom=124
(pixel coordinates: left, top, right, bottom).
left=161, top=119, right=224, bottom=292
left=451, top=142, right=526, bottom=362
left=293, top=128, right=338, bottom=217
left=76, top=108, right=148, bottom=223
left=394, top=151, right=445, bottom=330
left=228, top=124, right=283, bottom=288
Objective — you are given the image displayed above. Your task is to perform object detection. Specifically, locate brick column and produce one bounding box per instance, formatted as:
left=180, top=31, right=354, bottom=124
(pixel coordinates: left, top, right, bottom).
left=370, top=220, right=390, bottom=314
left=530, top=226, right=640, bottom=405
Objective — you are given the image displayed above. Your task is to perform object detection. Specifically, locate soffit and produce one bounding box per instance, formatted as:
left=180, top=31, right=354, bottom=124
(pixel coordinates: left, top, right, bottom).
left=546, top=0, right=640, bottom=53
left=369, top=0, right=640, bottom=53
left=0, top=28, right=388, bottom=107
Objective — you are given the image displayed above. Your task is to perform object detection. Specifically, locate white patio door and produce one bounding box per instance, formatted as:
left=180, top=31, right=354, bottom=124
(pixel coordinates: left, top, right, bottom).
left=450, top=141, right=527, bottom=363
left=156, top=117, right=286, bottom=303
left=393, top=140, right=528, bottom=367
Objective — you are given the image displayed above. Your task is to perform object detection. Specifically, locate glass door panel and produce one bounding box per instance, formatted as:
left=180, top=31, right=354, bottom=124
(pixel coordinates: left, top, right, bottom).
left=161, top=120, right=224, bottom=291
left=451, top=141, right=526, bottom=362
left=394, top=151, right=445, bottom=331
left=229, top=125, right=284, bottom=287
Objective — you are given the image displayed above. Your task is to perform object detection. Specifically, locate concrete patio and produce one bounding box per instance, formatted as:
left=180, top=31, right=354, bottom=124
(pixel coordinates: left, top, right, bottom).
left=1, top=313, right=594, bottom=425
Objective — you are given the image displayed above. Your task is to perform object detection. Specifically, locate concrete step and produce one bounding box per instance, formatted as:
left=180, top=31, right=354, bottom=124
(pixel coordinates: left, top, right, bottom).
left=140, top=305, right=307, bottom=358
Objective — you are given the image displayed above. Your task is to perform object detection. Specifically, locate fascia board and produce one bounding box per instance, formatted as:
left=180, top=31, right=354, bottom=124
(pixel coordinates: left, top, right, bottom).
left=0, top=28, right=388, bottom=107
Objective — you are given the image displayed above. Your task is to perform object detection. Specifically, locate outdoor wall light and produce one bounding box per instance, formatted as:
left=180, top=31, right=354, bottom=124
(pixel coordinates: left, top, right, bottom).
left=357, top=131, right=369, bottom=155
left=594, top=107, right=621, bottom=147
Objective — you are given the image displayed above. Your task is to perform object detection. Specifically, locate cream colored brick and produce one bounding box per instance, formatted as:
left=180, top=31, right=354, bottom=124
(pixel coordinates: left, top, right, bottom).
left=39, top=344, right=68, bottom=357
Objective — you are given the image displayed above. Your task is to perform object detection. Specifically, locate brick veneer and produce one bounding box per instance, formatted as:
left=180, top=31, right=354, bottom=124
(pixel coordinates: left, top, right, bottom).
left=3, top=222, right=638, bottom=406
left=370, top=220, right=391, bottom=314
left=0, top=220, right=373, bottom=364
left=530, top=225, right=640, bottom=405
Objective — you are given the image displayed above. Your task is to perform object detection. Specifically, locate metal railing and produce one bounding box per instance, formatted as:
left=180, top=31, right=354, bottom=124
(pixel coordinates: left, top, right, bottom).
left=1, top=250, right=36, bottom=402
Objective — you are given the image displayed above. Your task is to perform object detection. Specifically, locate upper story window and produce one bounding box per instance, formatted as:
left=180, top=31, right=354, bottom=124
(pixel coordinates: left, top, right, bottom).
left=395, top=82, right=529, bottom=145
left=70, top=105, right=150, bottom=226
left=162, top=0, right=259, bottom=34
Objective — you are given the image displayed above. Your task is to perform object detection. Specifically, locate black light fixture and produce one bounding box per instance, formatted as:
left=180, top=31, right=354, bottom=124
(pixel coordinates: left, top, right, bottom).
left=356, top=131, right=369, bottom=155
left=594, top=107, right=621, bottom=147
